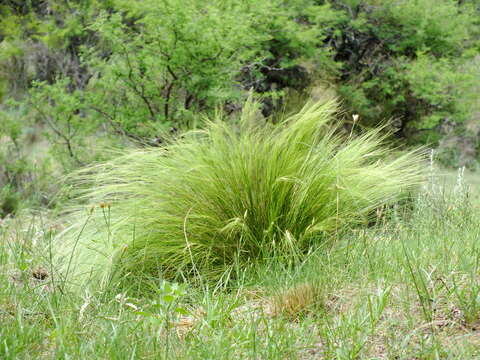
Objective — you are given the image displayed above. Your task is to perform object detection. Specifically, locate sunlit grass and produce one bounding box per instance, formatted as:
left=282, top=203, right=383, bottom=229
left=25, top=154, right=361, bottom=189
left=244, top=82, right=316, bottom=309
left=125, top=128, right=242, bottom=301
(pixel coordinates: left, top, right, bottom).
left=2, top=171, right=480, bottom=358
left=53, top=98, right=424, bottom=288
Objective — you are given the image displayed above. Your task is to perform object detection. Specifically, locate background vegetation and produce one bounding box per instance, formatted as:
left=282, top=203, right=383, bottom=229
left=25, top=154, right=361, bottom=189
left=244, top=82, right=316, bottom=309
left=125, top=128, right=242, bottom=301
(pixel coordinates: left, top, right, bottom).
left=1, top=0, right=479, bottom=215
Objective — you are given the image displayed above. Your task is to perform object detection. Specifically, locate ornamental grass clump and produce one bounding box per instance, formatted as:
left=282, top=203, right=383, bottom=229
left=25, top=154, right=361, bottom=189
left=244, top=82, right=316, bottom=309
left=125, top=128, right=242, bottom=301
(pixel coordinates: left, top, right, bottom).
left=55, top=99, right=424, bottom=287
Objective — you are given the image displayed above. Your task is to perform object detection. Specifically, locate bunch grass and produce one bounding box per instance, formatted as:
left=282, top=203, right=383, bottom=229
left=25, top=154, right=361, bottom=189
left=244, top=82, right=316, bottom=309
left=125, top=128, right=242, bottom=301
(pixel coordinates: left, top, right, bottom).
left=55, top=98, right=425, bottom=287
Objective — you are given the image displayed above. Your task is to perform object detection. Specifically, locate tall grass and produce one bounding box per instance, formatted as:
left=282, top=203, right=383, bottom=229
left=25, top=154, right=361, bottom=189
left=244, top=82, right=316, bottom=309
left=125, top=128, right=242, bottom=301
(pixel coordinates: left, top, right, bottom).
left=6, top=162, right=480, bottom=358
left=54, top=99, right=425, bottom=287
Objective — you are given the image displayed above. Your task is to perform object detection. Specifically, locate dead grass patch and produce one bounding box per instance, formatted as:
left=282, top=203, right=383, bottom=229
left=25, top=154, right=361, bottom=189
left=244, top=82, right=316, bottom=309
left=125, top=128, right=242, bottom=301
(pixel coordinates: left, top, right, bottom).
left=272, top=282, right=325, bottom=319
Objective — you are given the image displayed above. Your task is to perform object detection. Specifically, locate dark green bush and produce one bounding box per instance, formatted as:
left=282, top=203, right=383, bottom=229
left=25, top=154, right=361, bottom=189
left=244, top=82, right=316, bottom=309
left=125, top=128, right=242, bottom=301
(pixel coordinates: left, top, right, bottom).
left=329, top=0, right=480, bottom=142
left=0, top=185, right=20, bottom=218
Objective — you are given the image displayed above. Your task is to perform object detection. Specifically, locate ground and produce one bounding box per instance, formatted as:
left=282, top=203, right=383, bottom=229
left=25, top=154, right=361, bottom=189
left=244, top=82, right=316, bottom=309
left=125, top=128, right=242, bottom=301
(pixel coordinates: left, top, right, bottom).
left=1, top=167, right=480, bottom=359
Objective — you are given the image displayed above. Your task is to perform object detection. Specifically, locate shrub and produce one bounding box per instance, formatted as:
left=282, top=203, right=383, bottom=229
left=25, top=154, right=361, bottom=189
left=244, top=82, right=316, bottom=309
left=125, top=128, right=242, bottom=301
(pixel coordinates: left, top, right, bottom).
left=80, top=0, right=339, bottom=137
left=329, top=0, right=480, bottom=141
left=55, top=99, right=425, bottom=288
left=82, top=0, right=262, bottom=136
left=2, top=0, right=340, bottom=144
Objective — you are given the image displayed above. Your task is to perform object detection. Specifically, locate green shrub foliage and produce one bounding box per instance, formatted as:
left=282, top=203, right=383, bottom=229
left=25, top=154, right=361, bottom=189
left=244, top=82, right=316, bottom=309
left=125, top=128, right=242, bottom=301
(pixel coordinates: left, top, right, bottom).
left=83, top=0, right=263, bottom=135
left=330, top=0, right=480, bottom=141
left=2, top=0, right=479, bottom=153
left=55, top=99, right=424, bottom=287
left=0, top=0, right=478, bottom=219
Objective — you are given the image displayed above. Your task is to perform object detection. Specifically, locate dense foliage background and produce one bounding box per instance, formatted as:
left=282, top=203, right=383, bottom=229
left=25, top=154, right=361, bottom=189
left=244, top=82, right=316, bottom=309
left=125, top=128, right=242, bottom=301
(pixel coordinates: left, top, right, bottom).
left=1, top=0, right=479, bottom=217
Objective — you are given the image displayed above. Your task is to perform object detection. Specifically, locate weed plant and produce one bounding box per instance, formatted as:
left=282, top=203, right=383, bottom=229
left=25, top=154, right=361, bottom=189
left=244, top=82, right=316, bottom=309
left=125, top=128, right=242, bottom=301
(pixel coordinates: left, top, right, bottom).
left=54, top=99, right=425, bottom=288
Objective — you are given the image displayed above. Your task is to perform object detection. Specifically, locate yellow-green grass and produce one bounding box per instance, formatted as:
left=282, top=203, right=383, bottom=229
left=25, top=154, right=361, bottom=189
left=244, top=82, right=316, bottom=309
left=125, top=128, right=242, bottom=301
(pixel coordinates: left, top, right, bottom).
left=53, top=99, right=425, bottom=289
left=1, top=172, right=480, bottom=358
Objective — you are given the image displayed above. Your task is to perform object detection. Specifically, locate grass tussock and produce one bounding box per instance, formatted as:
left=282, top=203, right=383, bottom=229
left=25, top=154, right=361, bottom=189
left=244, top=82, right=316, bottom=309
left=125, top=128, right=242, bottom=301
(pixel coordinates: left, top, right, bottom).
left=54, top=98, right=425, bottom=287
left=272, top=282, right=324, bottom=319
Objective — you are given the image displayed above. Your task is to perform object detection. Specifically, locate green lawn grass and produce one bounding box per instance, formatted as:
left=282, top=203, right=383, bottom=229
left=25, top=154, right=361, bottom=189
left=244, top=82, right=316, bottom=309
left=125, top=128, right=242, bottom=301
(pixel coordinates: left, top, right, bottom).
left=2, top=167, right=480, bottom=359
